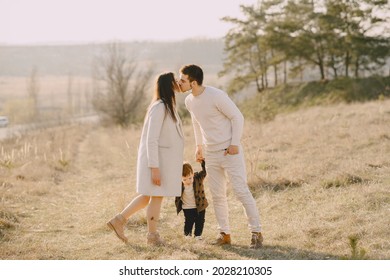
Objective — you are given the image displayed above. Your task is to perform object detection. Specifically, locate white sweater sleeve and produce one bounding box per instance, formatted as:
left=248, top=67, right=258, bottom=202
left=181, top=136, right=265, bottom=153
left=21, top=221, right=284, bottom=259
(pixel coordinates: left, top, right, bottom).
left=146, top=103, right=165, bottom=168
left=215, top=93, right=244, bottom=146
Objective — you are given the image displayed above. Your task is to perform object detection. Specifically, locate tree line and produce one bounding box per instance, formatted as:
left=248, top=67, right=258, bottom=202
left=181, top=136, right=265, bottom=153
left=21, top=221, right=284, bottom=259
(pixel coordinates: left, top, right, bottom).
left=220, top=0, right=390, bottom=93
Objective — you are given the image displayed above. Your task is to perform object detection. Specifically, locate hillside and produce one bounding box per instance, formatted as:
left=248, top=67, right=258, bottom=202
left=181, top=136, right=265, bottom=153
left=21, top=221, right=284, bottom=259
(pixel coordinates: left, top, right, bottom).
left=1, top=98, right=389, bottom=260
left=0, top=39, right=224, bottom=77
left=240, top=76, right=390, bottom=122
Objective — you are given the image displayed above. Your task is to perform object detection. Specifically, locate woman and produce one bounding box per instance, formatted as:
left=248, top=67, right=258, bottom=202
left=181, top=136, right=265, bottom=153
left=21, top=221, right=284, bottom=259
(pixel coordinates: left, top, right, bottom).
left=107, top=72, right=184, bottom=245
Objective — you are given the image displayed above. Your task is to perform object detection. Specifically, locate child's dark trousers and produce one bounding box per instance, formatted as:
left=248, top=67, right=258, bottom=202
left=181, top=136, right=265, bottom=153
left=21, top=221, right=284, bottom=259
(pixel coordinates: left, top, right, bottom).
left=183, top=209, right=206, bottom=237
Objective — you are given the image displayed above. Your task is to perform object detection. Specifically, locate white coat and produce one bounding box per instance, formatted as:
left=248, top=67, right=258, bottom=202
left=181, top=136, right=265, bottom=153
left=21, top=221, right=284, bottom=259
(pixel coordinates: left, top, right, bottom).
left=136, top=100, right=184, bottom=197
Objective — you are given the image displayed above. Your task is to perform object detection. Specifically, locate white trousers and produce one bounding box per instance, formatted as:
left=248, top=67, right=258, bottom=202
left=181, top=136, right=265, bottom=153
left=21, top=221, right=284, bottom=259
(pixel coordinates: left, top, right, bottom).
left=205, top=147, right=261, bottom=234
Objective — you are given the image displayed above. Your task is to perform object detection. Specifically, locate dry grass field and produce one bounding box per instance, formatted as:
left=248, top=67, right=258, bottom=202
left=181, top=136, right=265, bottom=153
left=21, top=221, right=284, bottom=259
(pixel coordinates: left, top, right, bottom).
left=0, top=76, right=94, bottom=125
left=0, top=99, right=389, bottom=260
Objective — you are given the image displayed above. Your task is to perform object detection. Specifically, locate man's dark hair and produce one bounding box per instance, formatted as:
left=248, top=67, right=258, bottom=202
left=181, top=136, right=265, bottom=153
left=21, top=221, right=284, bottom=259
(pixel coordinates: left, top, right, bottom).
left=180, top=64, right=203, bottom=85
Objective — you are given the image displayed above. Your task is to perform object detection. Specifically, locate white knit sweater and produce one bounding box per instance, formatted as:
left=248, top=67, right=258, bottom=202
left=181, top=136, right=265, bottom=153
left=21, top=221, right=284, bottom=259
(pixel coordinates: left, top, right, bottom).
left=185, top=86, right=244, bottom=151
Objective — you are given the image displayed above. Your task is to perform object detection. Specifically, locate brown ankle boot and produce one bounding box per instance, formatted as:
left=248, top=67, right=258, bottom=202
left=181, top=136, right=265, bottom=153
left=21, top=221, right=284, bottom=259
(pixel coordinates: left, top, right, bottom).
left=147, top=232, right=164, bottom=246
left=212, top=232, right=231, bottom=245
left=107, top=214, right=128, bottom=243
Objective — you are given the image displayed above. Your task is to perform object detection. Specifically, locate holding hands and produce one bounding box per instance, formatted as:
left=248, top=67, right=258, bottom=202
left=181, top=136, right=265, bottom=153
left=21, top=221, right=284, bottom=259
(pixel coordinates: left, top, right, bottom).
left=195, top=145, right=204, bottom=162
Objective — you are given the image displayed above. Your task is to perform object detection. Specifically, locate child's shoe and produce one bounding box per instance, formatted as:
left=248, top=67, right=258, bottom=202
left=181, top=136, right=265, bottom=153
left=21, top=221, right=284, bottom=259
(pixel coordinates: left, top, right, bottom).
left=194, top=236, right=203, bottom=241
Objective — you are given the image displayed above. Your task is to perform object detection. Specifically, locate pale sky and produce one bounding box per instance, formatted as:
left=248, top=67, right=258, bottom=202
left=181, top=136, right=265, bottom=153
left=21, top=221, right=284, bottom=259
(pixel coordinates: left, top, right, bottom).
left=0, top=0, right=257, bottom=45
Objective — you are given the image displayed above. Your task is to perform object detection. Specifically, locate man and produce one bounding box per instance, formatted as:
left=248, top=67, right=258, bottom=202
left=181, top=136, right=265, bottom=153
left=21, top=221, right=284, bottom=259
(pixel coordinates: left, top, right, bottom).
left=178, top=64, right=263, bottom=249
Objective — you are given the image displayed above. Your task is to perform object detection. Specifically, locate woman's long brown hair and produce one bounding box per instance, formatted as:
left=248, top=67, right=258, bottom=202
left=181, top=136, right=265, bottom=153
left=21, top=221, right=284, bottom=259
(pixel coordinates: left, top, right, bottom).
left=151, top=72, right=177, bottom=122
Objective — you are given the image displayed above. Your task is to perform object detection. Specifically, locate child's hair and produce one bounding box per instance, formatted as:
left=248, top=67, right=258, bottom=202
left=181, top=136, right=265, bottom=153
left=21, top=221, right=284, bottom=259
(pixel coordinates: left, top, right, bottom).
left=182, top=162, right=193, bottom=177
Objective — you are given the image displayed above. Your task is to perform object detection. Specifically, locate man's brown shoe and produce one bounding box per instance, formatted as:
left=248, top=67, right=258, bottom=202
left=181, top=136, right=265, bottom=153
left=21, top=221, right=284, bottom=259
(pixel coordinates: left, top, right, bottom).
left=250, top=232, right=263, bottom=249
left=212, top=232, right=231, bottom=245
left=107, top=214, right=128, bottom=243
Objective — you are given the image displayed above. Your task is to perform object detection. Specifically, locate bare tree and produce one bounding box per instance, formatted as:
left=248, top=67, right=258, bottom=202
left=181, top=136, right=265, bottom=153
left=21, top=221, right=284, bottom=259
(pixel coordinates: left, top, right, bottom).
left=92, top=43, right=153, bottom=127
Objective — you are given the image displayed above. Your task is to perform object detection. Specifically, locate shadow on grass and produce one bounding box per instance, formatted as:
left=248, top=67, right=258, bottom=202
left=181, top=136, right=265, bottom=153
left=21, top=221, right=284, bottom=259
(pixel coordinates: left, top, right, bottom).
left=131, top=241, right=340, bottom=260
left=222, top=244, right=339, bottom=260
left=249, top=178, right=305, bottom=197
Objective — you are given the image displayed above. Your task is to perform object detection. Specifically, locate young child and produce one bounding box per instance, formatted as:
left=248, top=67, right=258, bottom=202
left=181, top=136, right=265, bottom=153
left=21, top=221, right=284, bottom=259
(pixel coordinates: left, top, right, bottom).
left=175, top=160, right=208, bottom=240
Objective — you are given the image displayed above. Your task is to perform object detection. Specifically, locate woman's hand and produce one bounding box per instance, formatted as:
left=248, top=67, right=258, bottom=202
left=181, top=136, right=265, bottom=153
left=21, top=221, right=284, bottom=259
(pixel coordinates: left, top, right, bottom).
left=151, top=168, right=161, bottom=186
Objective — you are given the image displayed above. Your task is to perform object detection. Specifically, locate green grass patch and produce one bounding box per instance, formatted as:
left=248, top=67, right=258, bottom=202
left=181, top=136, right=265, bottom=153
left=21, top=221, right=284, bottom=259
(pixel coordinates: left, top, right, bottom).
left=341, top=235, right=368, bottom=260
left=321, top=174, right=366, bottom=189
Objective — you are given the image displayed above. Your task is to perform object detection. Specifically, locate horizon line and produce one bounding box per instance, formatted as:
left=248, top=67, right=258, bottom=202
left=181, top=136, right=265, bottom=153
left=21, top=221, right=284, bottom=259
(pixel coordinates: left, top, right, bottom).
left=0, top=36, right=225, bottom=47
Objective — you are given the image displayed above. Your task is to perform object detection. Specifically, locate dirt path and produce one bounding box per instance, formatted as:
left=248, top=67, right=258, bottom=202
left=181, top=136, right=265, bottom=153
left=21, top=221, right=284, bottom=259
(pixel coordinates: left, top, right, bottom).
left=44, top=126, right=142, bottom=259
left=1, top=127, right=140, bottom=259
